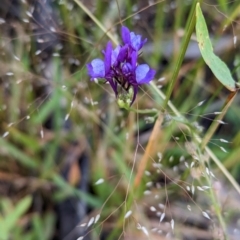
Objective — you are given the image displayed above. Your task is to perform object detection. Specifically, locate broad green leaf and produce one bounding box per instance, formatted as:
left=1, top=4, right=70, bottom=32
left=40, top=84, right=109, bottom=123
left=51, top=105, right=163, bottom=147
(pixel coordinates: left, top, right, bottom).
left=196, top=3, right=236, bottom=91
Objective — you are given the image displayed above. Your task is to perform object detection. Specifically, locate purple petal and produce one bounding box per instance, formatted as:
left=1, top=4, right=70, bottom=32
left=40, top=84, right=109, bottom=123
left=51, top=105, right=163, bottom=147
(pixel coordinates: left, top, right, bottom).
left=86, top=59, right=105, bottom=79
left=121, top=26, right=130, bottom=44
left=122, top=63, right=132, bottom=74
left=140, top=68, right=156, bottom=83
left=104, top=41, right=112, bottom=73
left=111, top=46, right=120, bottom=66
left=130, top=32, right=147, bottom=51
left=130, top=51, right=137, bottom=69
left=135, top=64, right=156, bottom=84
left=106, top=77, right=118, bottom=96
left=117, top=45, right=128, bottom=62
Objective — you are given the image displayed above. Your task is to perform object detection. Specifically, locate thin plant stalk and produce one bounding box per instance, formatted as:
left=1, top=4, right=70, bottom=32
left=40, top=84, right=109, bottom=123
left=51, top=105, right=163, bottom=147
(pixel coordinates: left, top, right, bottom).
left=133, top=113, right=163, bottom=188
left=163, top=0, right=200, bottom=110
left=73, top=0, right=118, bottom=45
left=195, top=145, right=229, bottom=239
left=200, top=92, right=237, bottom=150
left=150, top=82, right=240, bottom=195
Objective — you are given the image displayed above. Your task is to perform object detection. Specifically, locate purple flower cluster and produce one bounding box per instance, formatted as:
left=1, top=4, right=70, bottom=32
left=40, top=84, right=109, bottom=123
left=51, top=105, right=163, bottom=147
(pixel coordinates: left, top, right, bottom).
left=87, top=26, right=156, bottom=106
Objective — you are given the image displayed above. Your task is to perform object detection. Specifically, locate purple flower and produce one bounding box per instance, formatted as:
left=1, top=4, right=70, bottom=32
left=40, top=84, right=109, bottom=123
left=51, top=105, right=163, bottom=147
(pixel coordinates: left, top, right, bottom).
left=136, top=64, right=156, bottom=84
left=87, top=26, right=156, bottom=107
left=86, top=59, right=105, bottom=78
left=121, top=26, right=147, bottom=51
left=87, top=42, right=112, bottom=79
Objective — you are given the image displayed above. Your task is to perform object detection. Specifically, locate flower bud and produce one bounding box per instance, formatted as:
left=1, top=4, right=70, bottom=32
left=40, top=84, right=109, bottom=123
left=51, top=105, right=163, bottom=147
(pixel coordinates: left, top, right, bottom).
left=117, top=87, right=134, bottom=110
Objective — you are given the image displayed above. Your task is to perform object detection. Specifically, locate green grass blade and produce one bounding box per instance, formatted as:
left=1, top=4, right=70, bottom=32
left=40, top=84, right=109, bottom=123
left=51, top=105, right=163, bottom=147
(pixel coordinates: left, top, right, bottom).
left=3, top=196, right=32, bottom=235
left=0, top=138, right=39, bottom=169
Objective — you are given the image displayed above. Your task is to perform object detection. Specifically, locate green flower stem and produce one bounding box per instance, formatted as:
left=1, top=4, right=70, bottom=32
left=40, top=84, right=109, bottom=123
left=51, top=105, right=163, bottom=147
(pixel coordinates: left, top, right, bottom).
left=128, top=108, right=158, bottom=114
left=163, top=0, right=200, bottom=110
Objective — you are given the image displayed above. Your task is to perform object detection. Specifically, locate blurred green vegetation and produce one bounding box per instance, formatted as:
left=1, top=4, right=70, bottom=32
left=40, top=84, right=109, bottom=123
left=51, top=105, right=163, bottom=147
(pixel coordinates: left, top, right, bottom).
left=0, top=0, right=240, bottom=239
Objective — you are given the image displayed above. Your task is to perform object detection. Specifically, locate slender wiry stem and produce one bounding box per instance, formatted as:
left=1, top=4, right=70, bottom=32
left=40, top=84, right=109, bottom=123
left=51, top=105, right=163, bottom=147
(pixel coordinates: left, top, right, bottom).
left=128, top=108, right=158, bottom=114
left=73, top=0, right=118, bottom=45
left=150, top=82, right=240, bottom=194
left=134, top=113, right=163, bottom=188
left=200, top=92, right=237, bottom=150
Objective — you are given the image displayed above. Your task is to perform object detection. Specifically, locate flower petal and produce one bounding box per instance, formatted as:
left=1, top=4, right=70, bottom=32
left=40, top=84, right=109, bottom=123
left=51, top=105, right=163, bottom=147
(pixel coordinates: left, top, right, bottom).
left=117, top=45, right=128, bottom=62
left=106, top=77, right=118, bottom=96
left=140, top=68, right=155, bottom=83
left=121, top=26, right=130, bottom=44
left=130, top=32, right=147, bottom=51
left=122, top=63, right=132, bottom=74
left=111, top=46, right=120, bottom=66
left=130, top=51, right=137, bottom=69
left=135, top=64, right=149, bottom=81
left=87, top=59, right=105, bottom=78
left=104, top=41, right=112, bottom=73
left=135, top=64, right=156, bottom=84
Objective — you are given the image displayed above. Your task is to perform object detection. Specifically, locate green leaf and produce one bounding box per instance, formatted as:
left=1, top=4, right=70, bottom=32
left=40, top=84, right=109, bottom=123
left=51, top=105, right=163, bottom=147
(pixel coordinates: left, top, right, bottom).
left=32, top=215, right=44, bottom=240
left=42, top=213, right=56, bottom=239
left=0, top=196, right=32, bottom=238
left=0, top=138, right=39, bottom=169
left=196, top=3, right=236, bottom=92
left=51, top=174, right=102, bottom=207
left=9, top=128, right=40, bottom=152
